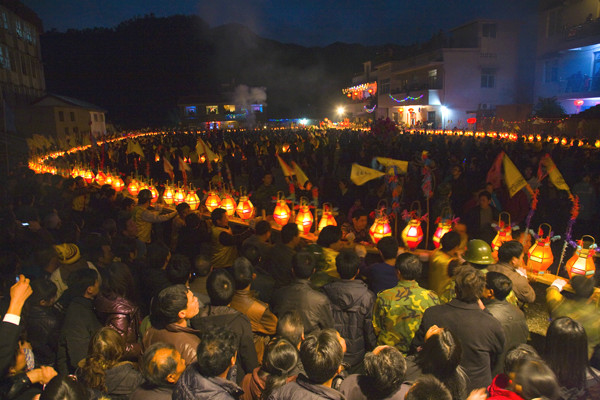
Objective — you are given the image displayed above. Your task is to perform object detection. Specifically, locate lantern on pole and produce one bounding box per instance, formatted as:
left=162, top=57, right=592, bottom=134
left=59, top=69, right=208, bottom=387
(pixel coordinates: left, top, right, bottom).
left=127, top=178, right=140, bottom=197
left=273, top=192, right=291, bottom=226
left=401, top=202, right=424, bottom=250
left=95, top=171, right=106, bottom=186
left=565, top=236, right=596, bottom=278
left=527, top=223, right=554, bottom=274
left=104, top=173, right=114, bottom=187
left=236, top=187, right=254, bottom=220
left=112, top=176, right=125, bottom=192
left=432, top=220, right=452, bottom=249
left=148, top=183, right=159, bottom=204
left=492, top=212, right=513, bottom=258
left=185, top=186, right=200, bottom=210
left=163, top=184, right=175, bottom=205
left=295, top=197, right=314, bottom=235
left=220, top=194, right=237, bottom=217
left=82, top=170, right=94, bottom=184
left=318, top=203, right=337, bottom=232
left=173, top=186, right=186, bottom=206
left=370, top=208, right=392, bottom=244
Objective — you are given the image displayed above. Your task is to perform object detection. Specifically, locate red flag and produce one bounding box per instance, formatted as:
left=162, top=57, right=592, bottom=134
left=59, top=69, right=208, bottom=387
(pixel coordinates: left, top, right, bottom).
left=486, top=151, right=504, bottom=189
left=178, top=157, right=191, bottom=187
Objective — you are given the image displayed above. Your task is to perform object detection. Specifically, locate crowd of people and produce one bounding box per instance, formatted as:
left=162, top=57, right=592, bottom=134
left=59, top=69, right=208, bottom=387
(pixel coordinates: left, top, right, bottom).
left=0, top=127, right=599, bottom=400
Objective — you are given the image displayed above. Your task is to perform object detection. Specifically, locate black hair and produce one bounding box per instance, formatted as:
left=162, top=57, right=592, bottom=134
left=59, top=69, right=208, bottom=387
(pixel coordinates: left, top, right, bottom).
left=138, top=189, right=152, bottom=205
left=100, top=262, right=136, bottom=300
left=300, top=329, right=343, bottom=384
left=440, top=231, right=461, bottom=252
left=377, top=236, right=399, bottom=259
left=166, top=254, right=192, bottom=285
left=196, top=329, right=238, bottom=377
left=478, top=190, right=491, bottom=200
left=292, top=251, right=316, bottom=279
left=504, top=344, right=542, bottom=374
left=206, top=269, right=235, bottom=306
left=454, top=265, right=485, bottom=303
left=112, top=237, right=137, bottom=263
left=276, top=311, right=304, bottom=348
left=146, top=242, right=170, bottom=269
left=67, top=268, right=99, bottom=298
left=497, top=240, right=523, bottom=263
left=571, top=275, right=596, bottom=300
left=486, top=271, right=512, bottom=301
left=184, top=212, right=202, bottom=230
left=192, top=254, right=212, bottom=277
left=121, top=197, right=136, bottom=210
left=150, top=284, right=189, bottom=328
left=281, top=223, right=299, bottom=245
left=364, top=346, right=407, bottom=399
left=261, top=338, right=299, bottom=399
left=175, top=202, right=190, bottom=215
left=513, top=360, right=560, bottom=400
left=29, top=278, right=57, bottom=305
left=255, top=220, right=272, bottom=236
left=240, top=243, right=261, bottom=266
left=396, top=253, right=422, bottom=280
left=335, top=249, right=359, bottom=279
left=211, top=208, right=227, bottom=225
left=232, top=257, right=254, bottom=290
left=316, top=225, right=342, bottom=248
left=351, top=208, right=368, bottom=220
left=39, top=375, right=88, bottom=400
left=140, top=342, right=179, bottom=388
left=405, top=375, right=452, bottom=400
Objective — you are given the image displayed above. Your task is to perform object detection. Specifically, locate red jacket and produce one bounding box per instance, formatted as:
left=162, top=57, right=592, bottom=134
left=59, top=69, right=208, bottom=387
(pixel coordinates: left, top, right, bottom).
left=487, top=374, right=525, bottom=400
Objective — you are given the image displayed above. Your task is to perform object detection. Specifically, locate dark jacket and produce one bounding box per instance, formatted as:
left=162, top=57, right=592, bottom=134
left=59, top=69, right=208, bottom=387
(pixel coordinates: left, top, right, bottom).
left=25, top=305, right=61, bottom=366
left=487, top=262, right=536, bottom=304
left=143, top=323, right=200, bottom=366
left=130, top=385, right=173, bottom=400
left=173, top=364, right=244, bottom=400
left=86, top=362, right=144, bottom=400
left=0, top=320, right=20, bottom=377
left=268, top=374, right=345, bottom=400
left=322, top=280, right=376, bottom=367
left=339, top=374, right=409, bottom=400
left=95, top=292, right=142, bottom=360
left=412, top=299, right=505, bottom=392
left=464, top=205, right=500, bottom=243
left=191, top=305, right=259, bottom=382
left=361, top=262, right=398, bottom=295
left=57, top=296, right=102, bottom=374
left=272, top=279, right=334, bottom=335
left=264, top=243, right=296, bottom=288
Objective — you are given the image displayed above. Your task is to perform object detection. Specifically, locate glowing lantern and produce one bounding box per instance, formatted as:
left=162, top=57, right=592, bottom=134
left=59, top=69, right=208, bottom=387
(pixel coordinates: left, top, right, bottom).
left=432, top=220, right=453, bottom=249
left=104, top=173, right=114, bottom=187
left=127, top=179, right=140, bottom=196
left=112, top=176, right=125, bottom=192
left=149, top=184, right=159, bottom=204
left=273, top=193, right=291, bottom=226
left=236, top=188, right=254, bottom=220
left=574, top=99, right=584, bottom=107
left=173, top=187, right=186, bottom=206
left=553, top=137, right=560, bottom=144
left=466, top=117, right=476, bottom=124
left=527, top=224, right=554, bottom=274
left=318, top=203, right=337, bottom=232
left=295, top=198, right=314, bottom=235
left=596, top=140, right=600, bottom=148
left=370, top=212, right=392, bottom=244
left=163, top=185, right=175, bottom=205
left=220, top=194, right=237, bottom=216
left=205, top=190, right=221, bottom=212
left=82, top=170, right=94, bottom=184
left=199, top=154, right=206, bottom=163
left=565, top=236, right=597, bottom=278
left=95, top=172, right=106, bottom=186
left=185, top=188, right=200, bottom=210
left=401, top=219, right=423, bottom=250
left=561, top=138, right=567, bottom=146
left=492, top=212, right=513, bottom=258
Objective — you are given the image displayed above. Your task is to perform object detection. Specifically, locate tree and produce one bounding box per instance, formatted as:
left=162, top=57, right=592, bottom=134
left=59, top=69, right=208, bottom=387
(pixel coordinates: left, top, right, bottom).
left=533, top=97, right=566, bottom=118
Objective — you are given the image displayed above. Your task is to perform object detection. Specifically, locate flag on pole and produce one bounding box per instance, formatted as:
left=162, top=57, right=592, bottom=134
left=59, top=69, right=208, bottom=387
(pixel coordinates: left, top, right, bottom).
left=178, top=156, right=191, bottom=187
left=277, top=154, right=294, bottom=177
left=350, top=163, right=385, bottom=186
left=163, top=157, right=174, bottom=181
left=503, top=154, right=527, bottom=197
left=292, top=161, right=309, bottom=189
left=196, top=138, right=219, bottom=163
left=540, top=154, right=570, bottom=193
left=375, top=157, right=409, bottom=174
left=126, top=140, right=145, bottom=158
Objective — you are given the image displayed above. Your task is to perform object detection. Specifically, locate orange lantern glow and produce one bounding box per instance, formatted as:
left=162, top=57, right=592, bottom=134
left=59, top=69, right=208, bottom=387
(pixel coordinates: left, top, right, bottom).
left=163, top=185, right=175, bottom=205
left=95, top=171, right=106, bottom=186
left=318, top=203, right=337, bottom=232
left=369, top=212, right=392, bottom=244
left=173, top=187, right=186, bottom=206
left=402, top=219, right=423, bottom=250
left=565, top=236, right=596, bottom=278
left=236, top=189, right=254, bottom=220
left=104, top=173, right=114, bottom=187
left=205, top=190, right=221, bottom=212
left=295, top=198, right=313, bottom=235
left=220, top=194, right=237, bottom=216
left=492, top=212, right=513, bottom=258
left=185, top=188, right=200, bottom=210
left=527, top=224, right=554, bottom=274
left=273, top=193, right=291, bottom=226
left=432, top=220, right=453, bottom=249
left=82, top=170, right=94, bottom=184
left=112, top=176, right=125, bottom=192
left=149, top=184, right=159, bottom=204
left=127, top=179, right=140, bottom=196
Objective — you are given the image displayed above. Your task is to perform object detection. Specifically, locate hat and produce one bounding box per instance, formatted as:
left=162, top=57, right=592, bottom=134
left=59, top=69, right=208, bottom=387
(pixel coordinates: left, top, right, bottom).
left=54, top=243, right=81, bottom=265
left=463, top=239, right=495, bottom=265
left=571, top=275, right=595, bottom=299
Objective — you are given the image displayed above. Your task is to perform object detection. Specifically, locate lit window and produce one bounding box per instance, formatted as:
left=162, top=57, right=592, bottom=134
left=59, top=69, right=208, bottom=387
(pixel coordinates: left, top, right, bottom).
left=206, top=105, right=218, bottom=114
left=251, top=104, right=263, bottom=112
left=185, top=106, right=197, bottom=116
left=1, top=12, right=8, bottom=30
left=0, top=46, right=8, bottom=69
left=224, top=105, right=236, bottom=112
left=15, top=20, right=22, bottom=38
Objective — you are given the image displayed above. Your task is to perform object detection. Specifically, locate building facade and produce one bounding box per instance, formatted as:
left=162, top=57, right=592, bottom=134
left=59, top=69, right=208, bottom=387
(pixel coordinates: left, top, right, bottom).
left=178, top=95, right=266, bottom=130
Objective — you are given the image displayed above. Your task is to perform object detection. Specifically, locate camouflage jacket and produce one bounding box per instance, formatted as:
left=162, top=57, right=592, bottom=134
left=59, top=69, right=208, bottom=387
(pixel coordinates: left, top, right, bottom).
left=373, top=280, right=439, bottom=354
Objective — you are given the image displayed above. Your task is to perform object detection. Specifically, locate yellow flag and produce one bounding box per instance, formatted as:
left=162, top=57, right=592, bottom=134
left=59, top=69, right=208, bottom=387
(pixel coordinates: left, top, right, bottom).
left=276, top=154, right=294, bottom=177
left=127, top=140, right=145, bottom=158
left=376, top=157, right=408, bottom=174
left=502, top=155, right=527, bottom=197
left=350, top=163, right=385, bottom=186
left=196, top=138, right=219, bottom=162
left=541, top=155, right=570, bottom=193
left=292, top=161, right=309, bottom=189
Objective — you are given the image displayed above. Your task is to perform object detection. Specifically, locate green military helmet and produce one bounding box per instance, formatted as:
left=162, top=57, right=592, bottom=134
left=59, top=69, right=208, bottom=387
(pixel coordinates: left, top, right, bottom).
left=464, top=239, right=495, bottom=265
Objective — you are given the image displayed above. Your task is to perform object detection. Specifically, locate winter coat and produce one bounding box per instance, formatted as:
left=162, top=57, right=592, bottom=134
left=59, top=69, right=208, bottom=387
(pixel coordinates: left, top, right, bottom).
left=130, top=385, right=173, bottom=400
left=25, top=305, right=61, bottom=366
left=487, top=374, right=525, bottom=400
left=173, top=364, right=244, bottom=400
left=241, top=367, right=297, bottom=400
left=322, top=279, right=377, bottom=367
left=339, top=374, right=409, bottom=400
left=267, top=374, right=345, bottom=400
left=84, top=361, right=144, bottom=400
left=143, top=323, right=200, bottom=366
left=95, top=292, right=142, bottom=360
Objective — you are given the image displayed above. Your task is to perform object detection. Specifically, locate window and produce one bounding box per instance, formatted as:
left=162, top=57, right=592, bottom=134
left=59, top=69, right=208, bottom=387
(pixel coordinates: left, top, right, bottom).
left=100, top=114, right=104, bottom=122
left=73, top=126, right=78, bottom=133
left=70, top=112, right=75, bottom=122
left=224, top=105, right=235, bottom=112
left=94, top=113, right=98, bottom=122
left=544, top=60, right=558, bottom=83
left=30, top=60, right=36, bottom=78
left=23, top=24, right=32, bottom=43
left=251, top=104, right=263, bottom=112
left=547, top=9, right=562, bottom=37
left=64, top=127, right=69, bottom=135
left=20, top=55, right=26, bottom=74
left=14, top=20, right=22, bottom=38
left=380, top=78, right=390, bottom=94
left=9, top=50, right=15, bottom=71
left=482, top=23, right=496, bottom=38
left=481, top=68, right=495, bottom=88
left=58, top=111, right=64, bottom=122
left=185, top=106, right=197, bottom=116
left=0, top=46, right=8, bottom=69
left=206, top=105, right=218, bottom=114
left=0, top=11, right=8, bottom=30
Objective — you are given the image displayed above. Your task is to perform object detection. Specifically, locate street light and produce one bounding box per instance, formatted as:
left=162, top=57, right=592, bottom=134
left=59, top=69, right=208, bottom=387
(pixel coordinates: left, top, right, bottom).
left=337, top=106, right=345, bottom=117
left=441, top=105, right=448, bottom=130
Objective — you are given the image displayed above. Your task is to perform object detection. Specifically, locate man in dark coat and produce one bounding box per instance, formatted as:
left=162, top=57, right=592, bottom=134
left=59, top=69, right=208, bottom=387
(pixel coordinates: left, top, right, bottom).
left=263, top=222, right=300, bottom=288
left=412, top=265, right=505, bottom=392
left=322, top=249, right=376, bottom=371
left=132, top=343, right=186, bottom=400
left=487, top=240, right=535, bottom=305
left=464, top=191, right=500, bottom=243
left=271, top=252, right=334, bottom=335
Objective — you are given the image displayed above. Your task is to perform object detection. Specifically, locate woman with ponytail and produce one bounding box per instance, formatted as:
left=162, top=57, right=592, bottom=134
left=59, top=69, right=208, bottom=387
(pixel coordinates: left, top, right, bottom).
left=241, top=337, right=299, bottom=400
left=78, top=327, right=143, bottom=399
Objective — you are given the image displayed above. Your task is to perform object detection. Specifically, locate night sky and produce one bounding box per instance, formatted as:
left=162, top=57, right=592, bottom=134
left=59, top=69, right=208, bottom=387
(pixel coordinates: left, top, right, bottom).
left=22, top=0, right=538, bottom=46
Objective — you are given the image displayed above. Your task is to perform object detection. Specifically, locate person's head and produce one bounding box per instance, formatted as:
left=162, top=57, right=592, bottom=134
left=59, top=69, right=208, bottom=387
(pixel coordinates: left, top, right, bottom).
left=81, top=327, right=125, bottom=391
left=121, top=197, right=136, bottom=212
left=196, top=329, right=238, bottom=378
left=175, top=202, right=191, bottom=218
left=29, top=278, right=58, bottom=306
left=281, top=222, right=300, bottom=246
left=545, top=317, right=589, bottom=390
left=571, top=275, right=596, bottom=300
left=151, top=284, right=199, bottom=328
left=192, top=254, right=212, bottom=278
left=262, top=172, right=273, bottom=186
left=39, top=376, right=88, bottom=400
left=184, top=213, right=202, bottom=230
left=140, top=343, right=186, bottom=388
left=276, top=311, right=304, bottom=349
left=450, top=165, right=462, bottom=179
left=417, top=326, right=462, bottom=378
left=100, top=262, right=136, bottom=300
left=67, top=267, right=100, bottom=299
left=377, top=236, right=399, bottom=260
left=335, top=249, right=359, bottom=279
left=54, top=243, right=81, bottom=266
left=146, top=242, right=171, bottom=269
left=211, top=208, right=228, bottom=227
left=478, top=191, right=491, bottom=209
left=497, top=240, right=524, bottom=266
left=316, top=225, right=343, bottom=250
left=118, top=215, right=137, bottom=238
left=364, top=346, right=407, bottom=398
left=511, top=360, right=560, bottom=400
left=463, top=239, right=494, bottom=266
left=81, top=233, right=113, bottom=266
left=485, top=271, right=512, bottom=301
left=166, top=254, right=192, bottom=285
left=261, top=338, right=300, bottom=399
left=504, top=344, right=542, bottom=375
left=351, top=208, right=368, bottom=232
left=396, top=253, right=422, bottom=281
left=405, top=375, right=452, bottom=400
left=206, top=269, right=235, bottom=306
left=138, top=189, right=152, bottom=206
left=292, top=251, right=316, bottom=279
left=232, top=257, right=254, bottom=290
left=240, top=243, right=261, bottom=266
left=440, top=231, right=461, bottom=255
left=454, top=265, right=485, bottom=303
left=255, top=220, right=272, bottom=238
left=300, top=329, right=344, bottom=384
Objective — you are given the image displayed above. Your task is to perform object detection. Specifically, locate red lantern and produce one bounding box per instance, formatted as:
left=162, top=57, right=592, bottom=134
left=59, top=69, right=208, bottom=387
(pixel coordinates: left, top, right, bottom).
left=295, top=198, right=313, bottom=235
left=565, top=236, right=596, bottom=278
left=220, top=194, right=237, bottom=216
left=401, top=219, right=423, bottom=250
left=173, top=187, right=186, bottom=206
left=492, top=212, right=513, bottom=258
left=236, top=195, right=254, bottom=220
left=574, top=99, right=584, bottom=107
left=82, top=170, right=94, bottom=184
left=95, top=172, right=106, bottom=186
left=149, top=184, right=159, bottom=204
left=370, top=213, right=392, bottom=244
left=273, top=198, right=291, bottom=226
left=205, top=191, right=221, bottom=212
left=432, top=220, right=452, bottom=249
left=112, top=176, right=125, bottom=192
left=527, top=224, right=554, bottom=274
left=466, top=117, right=476, bottom=124
left=185, top=189, right=200, bottom=210
left=163, top=186, right=175, bottom=205
left=318, top=203, right=337, bottom=232
left=127, top=179, right=140, bottom=196
left=104, top=173, right=114, bottom=187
